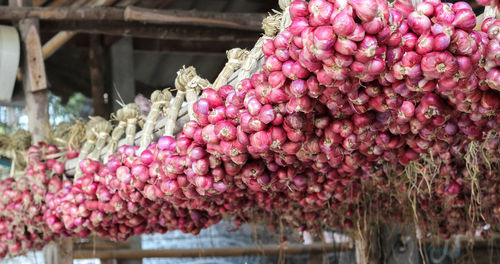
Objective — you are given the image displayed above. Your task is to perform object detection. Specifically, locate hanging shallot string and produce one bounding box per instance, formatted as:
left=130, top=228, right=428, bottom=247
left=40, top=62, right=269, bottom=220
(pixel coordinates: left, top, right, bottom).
left=138, top=90, right=172, bottom=155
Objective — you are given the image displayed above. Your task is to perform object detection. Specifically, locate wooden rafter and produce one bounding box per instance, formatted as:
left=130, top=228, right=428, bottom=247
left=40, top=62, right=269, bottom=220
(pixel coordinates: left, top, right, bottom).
left=41, top=20, right=261, bottom=41
left=32, top=0, right=49, bottom=6
left=114, top=0, right=140, bottom=7
left=124, top=6, right=264, bottom=30
left=0, top=6, right=266, bottom=31
left=41, top=0, right=117, bottom=59
left=87, top=0, right=117, bottom=6
left=102, top=0, right=174, bottom=47
left=129, top=38, right=255, bottom=54
left=0, top=6, right=123, bottom=21
left=42, top=31, right=76, bottom=59
left=67, top=0, right=90, bottom=7
left=55, top=33, right=254, bottom=54
left=47, top=0, right=67, bottom=7
left=126, top=0, right=174, bottom=9
left=154, top=0, right=175, bottom=9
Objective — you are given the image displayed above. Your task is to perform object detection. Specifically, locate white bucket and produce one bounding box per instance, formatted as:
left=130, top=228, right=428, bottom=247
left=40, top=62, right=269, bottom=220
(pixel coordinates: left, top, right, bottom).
left=0, top=25, right=20, bottom=102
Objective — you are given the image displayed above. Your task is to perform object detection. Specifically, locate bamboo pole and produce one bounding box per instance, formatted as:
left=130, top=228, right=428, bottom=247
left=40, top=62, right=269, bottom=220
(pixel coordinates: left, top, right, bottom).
left=42, top=31, right=76, bottom=59
left=74, top=242, right=351, bottom=259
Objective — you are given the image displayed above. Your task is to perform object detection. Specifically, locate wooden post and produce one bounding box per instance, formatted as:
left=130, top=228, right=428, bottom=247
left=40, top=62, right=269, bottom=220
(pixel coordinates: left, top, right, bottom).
left=354, top=237, right=369, bottom=264
left=381, top=224, right=421, bottom=264
left=89, top=34, right=110, bottom=118
left=119, top=236, right=142, bottom=264
left=306, top=232, right=325, bottom=264
left=110, top=37, right=135, bottom=111
left=6, top=107, right=17, bottom=127
left=308, top=251, right=324, bottom=264
left=19, top=19, right=46, bottom=92
left=44, top=238, right=73, bottom=264
left=14, top=0, right=72, bottom=262
left=18, top=17, right=49, bottom=144
left=102, top=259, right=118, bottom=264
left=354, top=227, right=381, bottom=264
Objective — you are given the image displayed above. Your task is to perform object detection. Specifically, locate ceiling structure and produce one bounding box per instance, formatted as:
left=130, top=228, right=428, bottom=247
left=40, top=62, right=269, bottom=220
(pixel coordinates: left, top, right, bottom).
left=1, top=0, right=278, bottom=107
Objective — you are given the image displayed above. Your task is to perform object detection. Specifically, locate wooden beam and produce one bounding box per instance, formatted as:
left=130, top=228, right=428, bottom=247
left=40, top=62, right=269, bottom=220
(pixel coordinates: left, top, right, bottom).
left=130, top=38, right=254, bottom=54
left=0, top=6, right=123, bottom=20
left=0, top=6, right=266, bottom=31
left=74, top=240, right=131, bottom=250
left=89, top=34, right=110, bottom=118
left=59, top=34, right=253, bottom=54
left=74, top=243, right=352, bottom=259
left=0, top=98, right=25, bottom=108
left=40, top=21, right=261, bottom=42
left=123, top=6, right=265, bottom=30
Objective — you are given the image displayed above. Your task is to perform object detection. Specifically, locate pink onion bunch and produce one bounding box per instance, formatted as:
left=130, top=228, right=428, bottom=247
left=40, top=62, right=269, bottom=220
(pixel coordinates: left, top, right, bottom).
left=481, top=18, right=500, bottom=91
left=45, top=143, right=219, bottom=241
left=0, top=177, right=58, bottom=258
left=249, top=0, right=500, bottom=236
left=43, top=0, right=500, bottom=241
left=3, top=0, right=500, bottom=251
left=0, top=142, right=68, bottom=258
